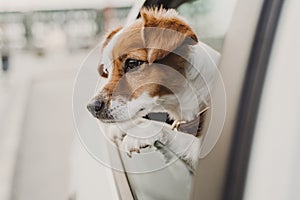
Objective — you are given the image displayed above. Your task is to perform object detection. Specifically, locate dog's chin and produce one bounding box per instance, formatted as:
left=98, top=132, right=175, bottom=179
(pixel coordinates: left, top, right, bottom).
left=98, top=118, right=117, bottom=123
left=98, top=108, right=149, bottom=124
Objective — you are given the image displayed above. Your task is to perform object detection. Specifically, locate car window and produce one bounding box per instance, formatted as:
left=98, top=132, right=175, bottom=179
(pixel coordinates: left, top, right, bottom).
left=122, top=0, right=238, bottom=199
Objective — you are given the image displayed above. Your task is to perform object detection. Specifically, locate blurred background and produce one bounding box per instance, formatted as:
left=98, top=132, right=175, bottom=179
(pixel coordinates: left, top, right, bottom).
left=0, top=1, right=133, bottom=200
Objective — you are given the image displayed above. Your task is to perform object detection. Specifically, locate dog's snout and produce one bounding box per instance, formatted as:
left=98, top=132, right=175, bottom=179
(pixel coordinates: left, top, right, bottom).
left=87, top=100, right=104, bottom=117
left=94, top=100, right=104, bottom=112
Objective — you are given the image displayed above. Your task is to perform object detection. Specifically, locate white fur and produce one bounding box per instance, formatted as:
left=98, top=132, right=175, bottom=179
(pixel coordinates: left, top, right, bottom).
left=121, top=119, right=167, bottom=154
left=109, top=93, right=159, bottom=122
left=119, top=118, right=203, bottom=169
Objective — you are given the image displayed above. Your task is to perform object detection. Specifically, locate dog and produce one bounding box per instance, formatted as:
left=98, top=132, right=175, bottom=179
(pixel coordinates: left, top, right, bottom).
left=87, top=8, right=220, bottom=169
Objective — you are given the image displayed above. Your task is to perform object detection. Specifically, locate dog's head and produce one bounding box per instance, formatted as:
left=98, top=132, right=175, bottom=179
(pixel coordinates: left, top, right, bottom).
left=87, top=8, right=199, bottom=123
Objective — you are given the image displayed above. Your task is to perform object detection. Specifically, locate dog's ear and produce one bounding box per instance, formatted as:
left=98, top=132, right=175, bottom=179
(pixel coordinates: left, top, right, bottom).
left=140, top=8, right=198, bottom=64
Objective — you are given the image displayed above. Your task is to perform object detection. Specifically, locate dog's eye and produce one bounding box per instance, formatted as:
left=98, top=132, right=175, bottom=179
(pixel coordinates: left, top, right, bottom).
left=124, top=59, right=144, bottom=73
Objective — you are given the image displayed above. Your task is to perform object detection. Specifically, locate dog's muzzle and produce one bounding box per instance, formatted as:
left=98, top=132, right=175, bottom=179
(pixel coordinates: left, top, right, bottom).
left=87, top=97, right=116, bottom=122
left=87, top=99, right=105, bottom=118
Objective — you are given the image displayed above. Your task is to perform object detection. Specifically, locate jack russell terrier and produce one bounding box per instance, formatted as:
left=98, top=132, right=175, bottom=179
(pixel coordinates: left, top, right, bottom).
left=87, top=8, right=220, bottom=169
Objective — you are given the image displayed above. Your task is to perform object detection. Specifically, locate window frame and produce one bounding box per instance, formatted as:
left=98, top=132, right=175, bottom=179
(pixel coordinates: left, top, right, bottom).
left=192, top=0, right=284, bottom=199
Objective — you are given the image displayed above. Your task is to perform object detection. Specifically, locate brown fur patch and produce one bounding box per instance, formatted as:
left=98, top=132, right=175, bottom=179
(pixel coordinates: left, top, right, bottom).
left=100, top=8, right=197, bottom=101
left=141, top=8, right=198, bottom=64
left=112, top=20, right=145, bottom=59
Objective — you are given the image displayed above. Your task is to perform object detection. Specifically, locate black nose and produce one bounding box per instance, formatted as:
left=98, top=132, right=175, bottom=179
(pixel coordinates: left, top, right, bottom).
left=87, top=100, right=104, bottom=117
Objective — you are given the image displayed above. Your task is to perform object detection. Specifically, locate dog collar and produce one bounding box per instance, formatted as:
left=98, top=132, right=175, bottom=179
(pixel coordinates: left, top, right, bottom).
left=143, top=107, right=209, bottom=137
left=171, top=107, right=209, bottom=137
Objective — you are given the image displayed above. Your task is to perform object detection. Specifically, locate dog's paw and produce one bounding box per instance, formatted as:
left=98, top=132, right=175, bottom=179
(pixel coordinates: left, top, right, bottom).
left=120, top=119, right=166, bottom=156
left=121, top=135, right=155, bottom=156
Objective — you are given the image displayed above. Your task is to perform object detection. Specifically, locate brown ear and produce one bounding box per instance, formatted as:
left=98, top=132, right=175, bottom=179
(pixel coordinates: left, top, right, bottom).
left=140, top=8, right=198, bottom=64
left=101, top=27, right=122, bottom=49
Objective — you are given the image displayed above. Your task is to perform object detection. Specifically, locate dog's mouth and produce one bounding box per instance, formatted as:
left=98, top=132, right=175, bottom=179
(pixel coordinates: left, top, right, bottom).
left=142, top=112, right=173, bottom=124
left=96, top=107, right=147, bottom=123
left=99, top=108, right=172, bottom=125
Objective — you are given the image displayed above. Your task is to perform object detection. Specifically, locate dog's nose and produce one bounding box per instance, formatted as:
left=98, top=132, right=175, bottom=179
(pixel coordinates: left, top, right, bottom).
left=87, top=100, right=104, bottom=117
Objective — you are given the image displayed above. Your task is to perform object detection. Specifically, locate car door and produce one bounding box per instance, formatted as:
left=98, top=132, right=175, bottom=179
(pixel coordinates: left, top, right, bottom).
left=112, top=0, right=262, bottom=199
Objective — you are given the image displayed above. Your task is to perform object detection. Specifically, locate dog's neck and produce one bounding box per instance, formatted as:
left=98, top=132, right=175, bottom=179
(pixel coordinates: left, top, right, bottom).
left=158, top=42, right=220, bottom=122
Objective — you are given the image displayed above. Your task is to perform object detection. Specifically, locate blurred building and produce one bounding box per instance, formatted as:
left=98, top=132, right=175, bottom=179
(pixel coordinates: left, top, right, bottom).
left=0, top=7, right=130, bottom=54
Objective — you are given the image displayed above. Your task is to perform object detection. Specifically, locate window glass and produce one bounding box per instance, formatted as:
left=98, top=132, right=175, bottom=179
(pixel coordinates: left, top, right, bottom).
left=178, top=0, right=237, bottom=51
